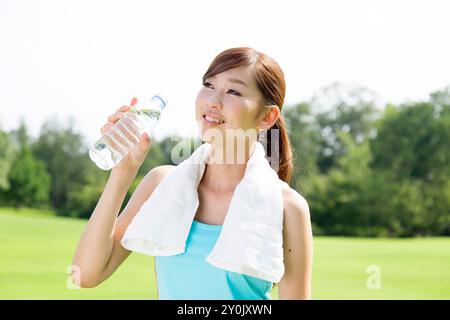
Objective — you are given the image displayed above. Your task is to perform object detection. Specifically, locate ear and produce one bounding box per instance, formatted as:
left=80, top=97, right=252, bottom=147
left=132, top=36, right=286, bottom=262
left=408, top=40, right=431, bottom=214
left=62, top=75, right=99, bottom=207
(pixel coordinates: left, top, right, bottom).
left=258, top=105, right=281, bottom=131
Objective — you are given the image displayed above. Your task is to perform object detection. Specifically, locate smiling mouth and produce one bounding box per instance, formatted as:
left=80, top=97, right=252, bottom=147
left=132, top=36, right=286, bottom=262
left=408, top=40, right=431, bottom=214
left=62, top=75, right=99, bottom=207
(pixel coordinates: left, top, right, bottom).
left=203, top=114, right=225, bottom=124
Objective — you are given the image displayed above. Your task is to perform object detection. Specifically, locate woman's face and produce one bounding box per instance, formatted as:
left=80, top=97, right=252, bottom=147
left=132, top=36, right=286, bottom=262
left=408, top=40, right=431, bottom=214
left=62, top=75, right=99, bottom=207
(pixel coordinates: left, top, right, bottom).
left=195, top=65, right=266, bottom=146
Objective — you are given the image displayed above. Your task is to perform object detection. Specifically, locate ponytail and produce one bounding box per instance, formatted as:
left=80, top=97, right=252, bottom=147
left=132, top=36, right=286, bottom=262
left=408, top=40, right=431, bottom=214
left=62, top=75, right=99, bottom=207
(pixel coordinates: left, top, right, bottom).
left=258, top=115, right=293, bottom=186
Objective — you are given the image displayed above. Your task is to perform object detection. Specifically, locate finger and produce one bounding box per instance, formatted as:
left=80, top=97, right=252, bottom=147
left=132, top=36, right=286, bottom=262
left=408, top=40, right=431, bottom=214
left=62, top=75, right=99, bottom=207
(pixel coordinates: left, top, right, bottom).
left=138, top=132, right=152, bottom=153
left=117, top=105, right=132, bottom=112
left=103, top=132, right=128, bottom=156
left=107, top=112, right=126, bottom=123
left=130, top=97, right=138, bottom=107
left=100, top=123, right=112, bottom=135
left=108, top=126, right=134, bottom=151
left=102, top=116, right=140, bottom=145
left=101, top=121, right=137, bottom=154
left=99, top=123, right=128, bottom=155
left=125, top=112, right=145, bottom=137
left=120, top=117, right=140, bottom=144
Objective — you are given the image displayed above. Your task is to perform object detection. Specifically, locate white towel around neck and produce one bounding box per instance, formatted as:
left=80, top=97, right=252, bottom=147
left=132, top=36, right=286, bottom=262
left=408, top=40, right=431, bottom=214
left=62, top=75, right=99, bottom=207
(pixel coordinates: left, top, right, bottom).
left=121, top=141, right=286, bottom=283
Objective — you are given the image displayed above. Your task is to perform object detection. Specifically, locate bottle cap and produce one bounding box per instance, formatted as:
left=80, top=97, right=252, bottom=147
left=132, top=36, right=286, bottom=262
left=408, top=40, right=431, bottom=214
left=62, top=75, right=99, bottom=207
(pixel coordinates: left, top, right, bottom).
left=152, top=93, right=168, bottom=110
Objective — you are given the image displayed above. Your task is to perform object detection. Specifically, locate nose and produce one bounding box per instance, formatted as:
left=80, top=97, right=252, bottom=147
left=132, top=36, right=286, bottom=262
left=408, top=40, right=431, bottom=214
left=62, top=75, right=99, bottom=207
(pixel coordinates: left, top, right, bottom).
left=206, top=93, right=222, bottom=111
left=208, top=103, right=221, bottom=111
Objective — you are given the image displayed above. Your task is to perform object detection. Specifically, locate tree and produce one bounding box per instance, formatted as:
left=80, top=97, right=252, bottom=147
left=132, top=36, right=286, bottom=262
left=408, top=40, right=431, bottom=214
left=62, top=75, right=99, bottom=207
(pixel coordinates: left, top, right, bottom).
left=6, top=147, right=51, bottom=209
left=31, top=116, right=103, bottom=216
left=0, top=129, right=15, bottom=192
left=283, top=102, right=321, bottom=192
left=370, top=94, right=450, bottom=236
left=370, top=102, right=450, bottom=181
left=3, top=121, right=50, bottom=208
left=310, top=82, right=380, bottom=173
left=308, top=131, right=380, bottom=236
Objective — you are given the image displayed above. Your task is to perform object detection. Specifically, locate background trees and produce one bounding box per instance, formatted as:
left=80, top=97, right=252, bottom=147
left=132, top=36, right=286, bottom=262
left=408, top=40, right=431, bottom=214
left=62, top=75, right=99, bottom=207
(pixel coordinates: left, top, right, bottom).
left=1, top=83, right=449, bottom=237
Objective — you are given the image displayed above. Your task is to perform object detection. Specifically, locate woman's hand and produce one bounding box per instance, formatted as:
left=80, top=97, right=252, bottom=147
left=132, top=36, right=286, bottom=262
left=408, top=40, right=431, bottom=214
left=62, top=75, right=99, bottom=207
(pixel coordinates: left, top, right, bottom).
left=100, top=97, right=152, bottom=172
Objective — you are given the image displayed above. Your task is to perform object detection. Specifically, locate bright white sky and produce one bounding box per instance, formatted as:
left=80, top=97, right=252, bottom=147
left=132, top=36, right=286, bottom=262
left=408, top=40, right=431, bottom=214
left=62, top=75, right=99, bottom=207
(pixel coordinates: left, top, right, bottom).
left=1, top=0, right=449, bottom=145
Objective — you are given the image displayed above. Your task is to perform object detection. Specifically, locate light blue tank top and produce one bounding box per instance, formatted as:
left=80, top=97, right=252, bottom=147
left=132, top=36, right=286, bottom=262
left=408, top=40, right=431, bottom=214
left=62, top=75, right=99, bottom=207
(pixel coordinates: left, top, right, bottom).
left=154, top=220, right=273, bottom=300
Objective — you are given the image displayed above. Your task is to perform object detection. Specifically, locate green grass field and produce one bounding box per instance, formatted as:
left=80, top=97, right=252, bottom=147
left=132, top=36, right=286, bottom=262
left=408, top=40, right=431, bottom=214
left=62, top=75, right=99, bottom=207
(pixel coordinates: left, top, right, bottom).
left=0, top=208, right=449, bottom=299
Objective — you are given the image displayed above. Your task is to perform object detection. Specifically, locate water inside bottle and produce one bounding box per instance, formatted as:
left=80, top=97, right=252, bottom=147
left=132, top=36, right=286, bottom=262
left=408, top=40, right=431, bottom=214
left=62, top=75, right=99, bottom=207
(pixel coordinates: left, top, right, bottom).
left=131, top=107, right=161, bottom=120
left=89, top=106, right=163, bottom=170
left=89, top=136, right=123, bottom=170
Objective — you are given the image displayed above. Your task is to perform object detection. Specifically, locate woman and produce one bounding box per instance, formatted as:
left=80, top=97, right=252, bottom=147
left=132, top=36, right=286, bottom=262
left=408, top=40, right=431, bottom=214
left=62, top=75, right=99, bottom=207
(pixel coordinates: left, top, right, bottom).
left=72, top=47, right=313, bottom=300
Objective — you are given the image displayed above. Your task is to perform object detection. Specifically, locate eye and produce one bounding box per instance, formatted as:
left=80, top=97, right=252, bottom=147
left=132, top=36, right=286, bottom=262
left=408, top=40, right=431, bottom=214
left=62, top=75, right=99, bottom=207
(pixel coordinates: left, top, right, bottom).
left=228, top=89, right=241, bottom=96
left=202, top=81, right=241, bottom=96
left=227, top=89, right=241, bottom=96
left=203, top=81, right=213, bottom=89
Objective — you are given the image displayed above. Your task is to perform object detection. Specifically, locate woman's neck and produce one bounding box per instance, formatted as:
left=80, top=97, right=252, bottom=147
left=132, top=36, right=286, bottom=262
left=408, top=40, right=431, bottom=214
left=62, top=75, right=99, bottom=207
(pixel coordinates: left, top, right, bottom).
left=201, top=141, right=256, bottom=192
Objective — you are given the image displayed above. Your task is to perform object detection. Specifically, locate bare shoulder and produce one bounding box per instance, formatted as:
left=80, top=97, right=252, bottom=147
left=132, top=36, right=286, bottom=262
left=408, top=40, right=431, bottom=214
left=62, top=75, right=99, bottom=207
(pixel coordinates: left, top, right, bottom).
left=134, top=164, right=177, bottom=193
left=116, top=164, right=176, bottom=223
left=147, top=164, right=177, bottom=183
left=280, top=183, right=313, bottom=244
left=281, top=183, right=311, bottom=222
left=279, top=182, right=313, bottom=299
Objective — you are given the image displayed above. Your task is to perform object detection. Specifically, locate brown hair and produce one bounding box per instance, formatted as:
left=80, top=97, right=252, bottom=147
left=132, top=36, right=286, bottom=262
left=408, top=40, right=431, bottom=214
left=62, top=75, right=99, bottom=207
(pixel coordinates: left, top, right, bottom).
left=202, top=47, right=294, bottom=185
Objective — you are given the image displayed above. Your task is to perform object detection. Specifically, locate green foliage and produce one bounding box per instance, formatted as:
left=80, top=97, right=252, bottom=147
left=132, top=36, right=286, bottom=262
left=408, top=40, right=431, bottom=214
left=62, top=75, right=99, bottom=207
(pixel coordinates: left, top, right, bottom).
left=286, top=84, right=450, bottom=237
left=283, top=102, right=321, bottom=192
left=371, top=102, right=450, bottom=181
left=0, top=122, right=51, bottom=209
left=64, top=164, right=109, bottom=219
left=5, top=147, right=51, bottom=208
left=1, top=83, right=449, bottom=236
left=30, top=117, right=105, bottom=217
left=310, top=82, right=380, bottom=173
left=0, top=129, right=15, bottom=191
left=368, top=96, right=450, bottom=236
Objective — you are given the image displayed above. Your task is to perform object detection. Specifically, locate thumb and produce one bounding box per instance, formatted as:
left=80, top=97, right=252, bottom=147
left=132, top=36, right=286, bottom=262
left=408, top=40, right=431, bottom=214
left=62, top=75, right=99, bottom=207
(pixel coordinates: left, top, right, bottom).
left=138, top=132, right=152, bottom=153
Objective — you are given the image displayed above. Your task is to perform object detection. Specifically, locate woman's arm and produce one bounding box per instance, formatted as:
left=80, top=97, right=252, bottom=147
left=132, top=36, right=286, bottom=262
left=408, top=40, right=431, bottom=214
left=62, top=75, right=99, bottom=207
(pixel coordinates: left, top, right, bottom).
left=71, top=165, right=175, bottom=288
left=278, top=187, right=313, bottom=299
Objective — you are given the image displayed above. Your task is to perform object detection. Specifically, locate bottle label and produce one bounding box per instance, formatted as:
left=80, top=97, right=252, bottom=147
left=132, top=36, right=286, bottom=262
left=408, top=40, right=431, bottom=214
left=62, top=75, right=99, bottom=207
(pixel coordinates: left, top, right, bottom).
left=95, top=143, right=107, bottom=151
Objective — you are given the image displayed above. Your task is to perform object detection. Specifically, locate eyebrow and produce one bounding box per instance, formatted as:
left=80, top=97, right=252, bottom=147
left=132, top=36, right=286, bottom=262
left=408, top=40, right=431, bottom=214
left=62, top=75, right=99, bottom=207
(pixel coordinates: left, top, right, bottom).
left=228, top=78, right=248, bottom=88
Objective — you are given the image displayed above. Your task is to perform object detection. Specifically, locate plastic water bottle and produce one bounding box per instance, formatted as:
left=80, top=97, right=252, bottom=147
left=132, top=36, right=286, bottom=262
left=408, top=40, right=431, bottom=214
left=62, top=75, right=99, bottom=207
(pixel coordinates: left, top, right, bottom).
left=89, top=94, right=168, bottom=170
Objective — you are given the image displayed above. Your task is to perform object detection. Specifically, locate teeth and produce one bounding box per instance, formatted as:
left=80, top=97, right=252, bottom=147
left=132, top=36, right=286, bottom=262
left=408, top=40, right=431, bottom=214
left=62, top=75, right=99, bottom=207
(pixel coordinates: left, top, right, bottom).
left=205, top=115, right=224, bottom=124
